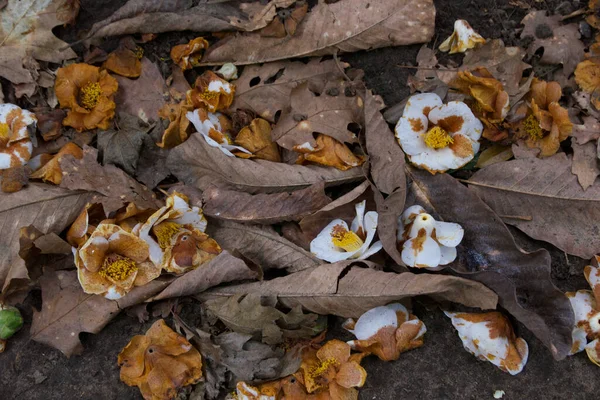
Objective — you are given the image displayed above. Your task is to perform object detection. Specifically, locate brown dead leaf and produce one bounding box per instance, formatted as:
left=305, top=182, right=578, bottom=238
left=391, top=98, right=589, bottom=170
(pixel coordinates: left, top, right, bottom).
left=150, top=251, right=257, bottom=302
left=203, top=261, right=497, bottom=317
left=135, top=121, right=171, bottom=189
left=235, top=118, right=281, bottom=162
left=167, top=133, right=363, bottom=193
left=520, top=11, right=584, bottom=76
left=0, top=0, right=76, bottom=85
left=30, top=269, right=172, bottom=356
left=572, top=116, right=600, bottom=145
left=200, top=0, right=435, bottom=65
left=205, top=293, right=323, bottom=345
left=30, top=142, right=83, bottom=185
left=468, top=154, right=600, bottom=258
left=115, top=58, right=168, bottom=123
left=202, top=182, right=331, bottom=224
left=410, top=167, right=575, bottom=360
left=406, top=45, right=451, bottom=99
left=475, top=144, right=514, bottom=168
left=0, top=184, right=93, bottom=303
left=259, top=1, right=308, bottom=38
left=231, top=58, right=346, bottom=122
left=59, top=145, right=161, bottom=214
left=208, top=219, right=320, bottom=274
left=0, top=166, right=29, bottom=193
left=572, top=141, right=600, bottom=191
left=97, top=113, right=147, bottom=176
left=35, top=108, right=66, bottom=142
left=104, top=48, right=142, bottom=78
left=272, top=83, right=361, bottom=150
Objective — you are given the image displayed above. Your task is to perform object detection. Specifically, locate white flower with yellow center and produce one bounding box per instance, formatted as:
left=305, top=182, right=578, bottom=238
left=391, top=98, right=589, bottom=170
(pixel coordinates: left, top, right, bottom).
left=0, top=103, right=36, bottom=169
left=439, top=20, right=486, bottom=54
left=310, top=200, right=382, bottom=263
left=398, top=205, right=464, bottom=270
left=395, top=93, right=482, bottom=173
left=186, top=108, right=251, bottom=157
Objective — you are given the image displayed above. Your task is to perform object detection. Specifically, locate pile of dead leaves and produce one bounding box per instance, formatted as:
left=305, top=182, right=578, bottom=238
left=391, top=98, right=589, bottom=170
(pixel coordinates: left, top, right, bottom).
left=1, top=0, right=600, bottom=399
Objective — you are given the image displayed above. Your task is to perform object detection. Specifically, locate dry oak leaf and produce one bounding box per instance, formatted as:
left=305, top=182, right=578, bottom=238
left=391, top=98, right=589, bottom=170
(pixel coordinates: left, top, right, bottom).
left=410, top=167, right=575, bottom=360
left=468, top=154, right=600, bottom=260
left=59, top=145, right=161, bottom=214
left=0, top=0, right=76, bottom=85
left=259, top=1, right=308, bottom=38
left=167, top=132, right=363, bottom=193
left=0, top=165, right=29, bottom=193
left=572, top=116, right=600, bottom=145
left=200, top=0, right=435, bottom=65
left=0, top=184, right=93, bottom=303
left=272, top=83, right=361, bottom=150
left=202, top=182, right=331, bottom=224
left=30, top=142, right=83, bottom=185
left=235, top=118, right=281, bottom=162
left=231, top=58, right=348, bottom=122
left=118, top=319, right=203, bottom=400
left=207, top=219, right=320, bottom=274
left=572, top=141, right=600, bottom=191
left=520, top=10, right=584, bottom=76
left=97, top=113, right=147, bottom=176
left=31, top=269, right=172, bottom=356
left=203, top=261, right=498, bottom=318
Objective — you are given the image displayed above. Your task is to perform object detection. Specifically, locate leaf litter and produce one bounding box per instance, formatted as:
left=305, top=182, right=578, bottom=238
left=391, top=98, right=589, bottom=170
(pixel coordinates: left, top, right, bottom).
left=2, top=0, right=600, bottom=398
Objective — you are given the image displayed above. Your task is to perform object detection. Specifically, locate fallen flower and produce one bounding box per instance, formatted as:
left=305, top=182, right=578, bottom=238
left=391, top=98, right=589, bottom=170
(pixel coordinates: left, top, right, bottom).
left=587, top=0, right=600, bottom=30
left=74, top=223, right=161, bottom=299
left=187, top=70, right=235, bottom=112
left=294, top=134, right=365, bottom=171
left=170, top=37, right=209, bottom=70
left=118, top=319, right=203, bottom=400
left=30, top=142, right=83, bottom=185
left=235, top=118, right=281, bottom=162
left=398, top=205, right=464, bottom=270
left=395, top=93, right=482, bottom=173
left=186, top=108, right=251, bottom=157
left=0, top=103, right=36, bottom=169
left=343, top=303, right=426, bottom=361
left=55, top=63, right=118, bottom=131
left=574, top=58, right=600, bottom=110
left=137, top=192, right=221, bottom=274
left=445, top=311, right=529, bottom=375
left=235, top=381, right=280, bottom=400
left=157, top=102, right=194, bottom=149
left=103, top=46, right=143, bottom=78
left=295, top=339, right=367, bottom=398
left=310, top=200, right=382, bottom=263
left=450, top=67, right=510, bottom=141
left=513, top=78, right=573, bottom=157
left=439, top=20, right=486, bottom=54
left=216, top=63, right=238, bottom=81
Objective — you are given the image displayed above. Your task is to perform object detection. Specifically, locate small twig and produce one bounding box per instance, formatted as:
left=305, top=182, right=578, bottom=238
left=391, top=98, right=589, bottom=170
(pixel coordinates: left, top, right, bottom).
left=395, top=65, right=458, bottom=72
left=564, top=251, right=570, bottom=266
left=333, top=50, right=351, bottom=82
left=498, top=214, right=533, bottom=221
left=560, top=8, right=588, bottom=21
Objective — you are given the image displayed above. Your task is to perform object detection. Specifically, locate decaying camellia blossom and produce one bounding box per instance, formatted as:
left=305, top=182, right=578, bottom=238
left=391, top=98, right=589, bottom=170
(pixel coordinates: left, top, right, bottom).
left=187, top=70, right=235, bottom=112
left=343, top=303, right=426, bottom=361
left=439, top=20, right=486, bottom=54
left=0, top=104, right=36, bottom=170
left=74, top=223, right=162, bottom=299
left=395, top=93, right=482, bottom=173
left=30, top=142, right=83, bottom=185
left=512, top=78, right=573, bottom=157
left=310, top=200, right=382, bottom=263
left=445, top=311, right=529, bottom=375
left=55, top=63, right=118, bottom=131
left=398, top=205, right=464, bottom=270
left=575, top=57, right=600, bottom=110
left=103, top=46, right=143, bottom=78
left=235, top=118, right=281, bottom=162
left=450, top=67, right=510, bottom=141
left=186, top=108, right=252, bottom=157
left=235, top=381, right=280, bottom=400
left=294, top=134, right=365, bottom=171
left=118, top=319, right=203, bottom=400
left=137, top=192, right=221, bottom=274
left=170, top=37, right=209, bottom=70
left=567, top=260, right=600, bottom=366
left=157, top=101, right=194, bottom=149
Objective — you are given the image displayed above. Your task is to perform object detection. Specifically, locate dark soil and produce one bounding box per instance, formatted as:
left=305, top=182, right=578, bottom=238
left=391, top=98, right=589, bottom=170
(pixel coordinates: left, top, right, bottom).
left=1, top=0, right=598, bottom=399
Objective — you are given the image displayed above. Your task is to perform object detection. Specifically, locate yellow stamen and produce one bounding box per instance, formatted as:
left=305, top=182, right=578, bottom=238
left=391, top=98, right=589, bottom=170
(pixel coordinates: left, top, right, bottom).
left=522, top=114, right=543, bottom=141
left=80, top=82, right=102, bottom=110
left=0, top=123, right=9, bottom=146
left=134, top=46, right=144, bottom=59
left=152, top=221, right=182, bottom=249
left=309, top=357, right=339, bottom=380
left=201, top=89, right=219, bottom=101
left=99, top=254, right=137, bottom=281
left=331, top=224, right=364, bottom=252
left=423, top=126, right=454, bottom=149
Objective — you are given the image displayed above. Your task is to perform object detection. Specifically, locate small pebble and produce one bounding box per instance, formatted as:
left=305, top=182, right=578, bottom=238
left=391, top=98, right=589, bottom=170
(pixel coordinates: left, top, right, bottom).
left=580, top=22, right=593, bottom=39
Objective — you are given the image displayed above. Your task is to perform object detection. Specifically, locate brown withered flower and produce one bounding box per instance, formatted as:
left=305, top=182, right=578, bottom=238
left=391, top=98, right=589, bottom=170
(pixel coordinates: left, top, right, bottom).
left=55, top=63, right=118, bottom=132
left=294, top=134, right=364, bottom=171
left=30, top=142, right=83, bottom=185
left=170, top=37, right=209, bottom=70
left=187, top=71, right=235, bottom=112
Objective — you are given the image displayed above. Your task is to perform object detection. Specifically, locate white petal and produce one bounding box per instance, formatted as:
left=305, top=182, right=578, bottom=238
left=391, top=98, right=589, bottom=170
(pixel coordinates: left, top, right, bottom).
left=570, top=327, right=588, bottom=355
left=402, top=318, right=427, bottom=340
left=585, top=265, right=600, bottom=292
left=352, top=305, right=398, bottom=340
left=351, top=200, right=367, bottom=233
left=408, top=213, right=435, bottom=238
left=104, top=286, right=123, bottom=300
left=434, top=221, right=464, bottom=247
left=358, top=240, right=383, bottom=260
left=401, top=205, right=427, bottom=226
left=567, top=290, right=595, bottom=326
left=585, top=339, right=600, bottom=366
left=310, top=219, right=354, bottom=263
left=428, top=101, right=483, bottom=142
left=395, top=93, right=443, bottom=155
left=439, top=245, right=457, bottom=265
left=221, top=143, right=253, bottom=154
left=409, top=147, right=473, bottom=172
left=402, top=236, right=441, bottom=269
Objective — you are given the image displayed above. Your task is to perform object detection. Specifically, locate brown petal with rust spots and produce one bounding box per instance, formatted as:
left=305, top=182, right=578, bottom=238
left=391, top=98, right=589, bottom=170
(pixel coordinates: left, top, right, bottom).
left=450, top=134, right=474, bottom=158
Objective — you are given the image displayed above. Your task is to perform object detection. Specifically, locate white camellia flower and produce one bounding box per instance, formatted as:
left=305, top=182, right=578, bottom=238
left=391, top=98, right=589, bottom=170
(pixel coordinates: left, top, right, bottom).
left=395, top=93, right=482, bottom=173
left=0, top=103, right=36, bottom=169
left=439, top=19, right=486, bottom=54
left=343, top=303, right=426, bottom=361
left=235, top=381, right=276, bottom=400
left=445, top=311, right=529, bottom=375
left=397, top=205, right=464, bottom=270
left=186, top=108, right=251, bottom=157
left=566, top=263, right=600, bottom=366
left=310, top=200, right=382, bottom=263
